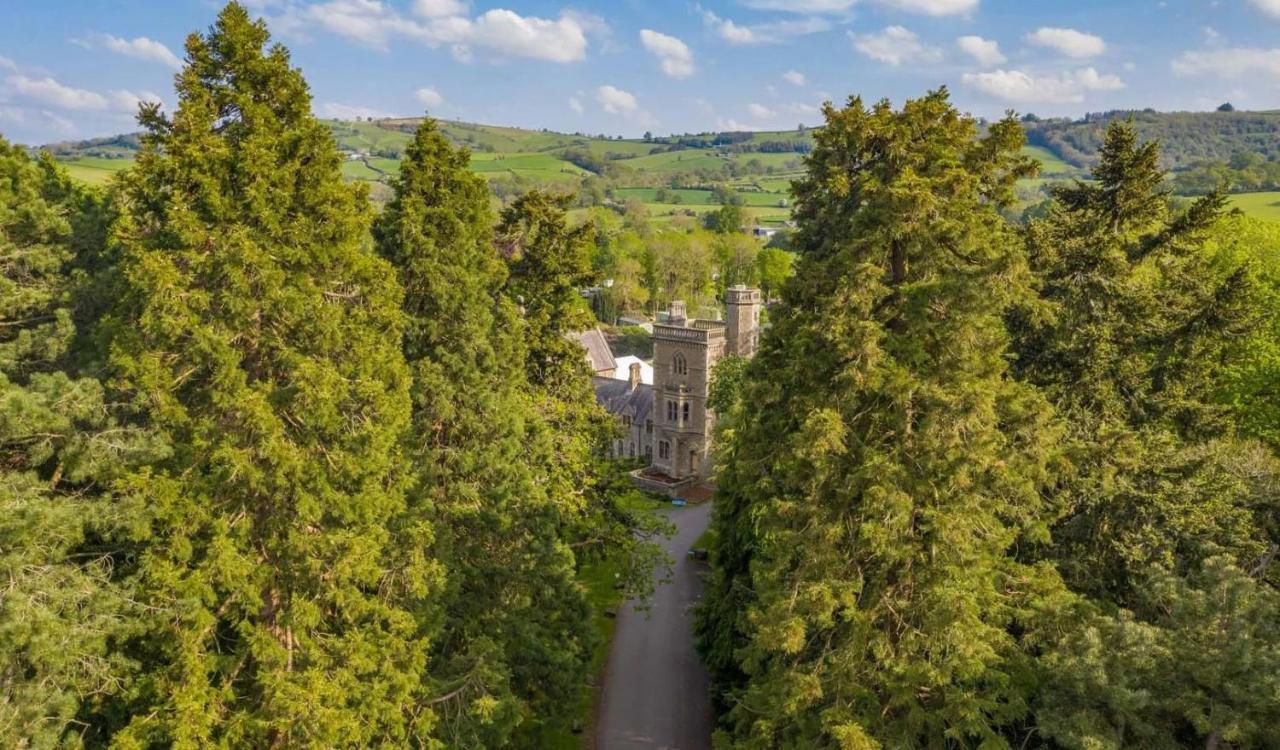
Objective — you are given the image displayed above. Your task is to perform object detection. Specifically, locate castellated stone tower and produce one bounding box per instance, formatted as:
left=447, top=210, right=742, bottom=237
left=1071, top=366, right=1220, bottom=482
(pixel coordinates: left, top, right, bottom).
left=650, top=301, right=724, bottom=481
left=725, top=285, right=762, bottom=358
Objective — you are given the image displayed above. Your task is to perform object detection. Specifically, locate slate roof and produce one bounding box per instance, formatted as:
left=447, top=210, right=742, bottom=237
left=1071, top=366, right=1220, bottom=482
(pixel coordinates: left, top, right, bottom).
left=573, top=328, right=617, bottom=375
left=592, top=377, right=653, bottom=423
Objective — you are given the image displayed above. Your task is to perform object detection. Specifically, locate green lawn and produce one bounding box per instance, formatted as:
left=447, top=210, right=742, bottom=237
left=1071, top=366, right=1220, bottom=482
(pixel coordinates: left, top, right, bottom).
left=1228, top=191, right=1280, bottom=221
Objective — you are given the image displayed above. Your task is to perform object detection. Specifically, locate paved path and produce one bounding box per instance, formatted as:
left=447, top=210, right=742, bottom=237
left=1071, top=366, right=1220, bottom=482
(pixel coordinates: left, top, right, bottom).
left=596, top=502, right=714, bottom=750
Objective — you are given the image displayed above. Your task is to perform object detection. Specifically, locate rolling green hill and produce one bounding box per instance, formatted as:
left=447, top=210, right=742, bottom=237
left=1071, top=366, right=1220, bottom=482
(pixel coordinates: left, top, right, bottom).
left=1023, top=110, right=1280, bottom=170
left=37, top=111, right=1280, bottom=224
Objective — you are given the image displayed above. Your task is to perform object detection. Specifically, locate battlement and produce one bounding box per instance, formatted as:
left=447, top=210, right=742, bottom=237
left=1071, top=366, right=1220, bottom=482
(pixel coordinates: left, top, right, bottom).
left=726, top=285, right=762, bottom=305
left=653, top=323, right=724, bottom=344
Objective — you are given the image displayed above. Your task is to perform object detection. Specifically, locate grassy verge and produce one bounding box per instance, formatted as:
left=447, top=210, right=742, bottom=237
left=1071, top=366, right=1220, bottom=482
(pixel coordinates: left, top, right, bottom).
left=528, top=492, right=668, bottom=749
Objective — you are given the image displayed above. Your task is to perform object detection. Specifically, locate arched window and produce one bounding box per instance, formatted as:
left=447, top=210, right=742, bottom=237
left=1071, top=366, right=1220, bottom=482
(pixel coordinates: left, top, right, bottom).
left=672, top=352, right=687, bottom=376
left=667, top=400, right=677, bottom=422
left=682, top=402, right=690, bottom=424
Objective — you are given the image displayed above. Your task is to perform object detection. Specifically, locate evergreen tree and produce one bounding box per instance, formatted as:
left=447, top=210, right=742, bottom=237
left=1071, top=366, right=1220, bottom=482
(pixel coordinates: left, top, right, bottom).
left=100, top=6, right=436, bottom=746
left=1011, top=121, right=1274, bottom=603
left=498, top=191, right=669, bottom=604
left=697, top=91, right=1065, bottom=748
left=372, top=121, right=591, bottom=746
left=0, top=139, right=162, bottom=749
left=1013, top=120, right=1280, bottom=749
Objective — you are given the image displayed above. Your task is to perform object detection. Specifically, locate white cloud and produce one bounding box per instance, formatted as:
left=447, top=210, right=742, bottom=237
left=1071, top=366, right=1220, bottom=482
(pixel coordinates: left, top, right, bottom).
left=414, top=86, right=443, bottom=107
left=4, top=73, right=161, bottom=115
left=962, top=67, right=1124, bottom=104
left=1248, top=0, right=1280, bottom=18
left=702, top=9, right=830, bottom=45
left=1026, top=27, right=1106, bottom=59
left=874, top=0, right=978, bottom=15
left=741, top=0, right=976, bottom=12
left=739, top=0, right=854, bottom=11
left=639, top=29, right=695, bottom=78
left=318, top=102, right=397, bottom=119
left=783, top=69, right=806, bottom=86
left=596, top=85, right=638, bottom=115
left=1172, top=47, right=1280, bottom=80
left=851, top=26, right=942, bottom=66
left=412, top=0, right=467, bottom=17
left=568, top=96, right=584, bottom=115
left=97, top=34, right=183, bottom=69
left=748, top=102, right=776, bottom=119
left=784, top=101, right=820, bottom=116
left=7, top=74, right=108, bottom=110
left=267, top=0, right=588, bottom=62
left=109, top=89, right=164, bottom=113
left=0, top=55, right=15, bottom=71
left=464, top=9, right=588, bottom=63
left=957, top=35, right=1004, bottom=66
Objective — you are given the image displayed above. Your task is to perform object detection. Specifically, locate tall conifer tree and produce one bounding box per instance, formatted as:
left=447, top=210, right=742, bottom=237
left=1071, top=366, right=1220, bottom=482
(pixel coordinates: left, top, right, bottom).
left=101, top=6, right=436, bottom=746
left=498, top=191, right=670, bottom=605
left=373, top=122, right=591, bottom=746
left=1013, top=121, right=1280, bottom=749
left=0, top=140, right=162, bottom=748
left=697, top=90, right=1064, bottom=748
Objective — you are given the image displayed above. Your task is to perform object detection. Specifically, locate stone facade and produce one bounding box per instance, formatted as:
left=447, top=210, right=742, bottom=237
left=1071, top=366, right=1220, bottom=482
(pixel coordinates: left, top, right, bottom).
left=589, top=286, right=762, bottom=484
left=725, top=285, right=762, bottom=358
left=651, top=318, right=724, bottom=480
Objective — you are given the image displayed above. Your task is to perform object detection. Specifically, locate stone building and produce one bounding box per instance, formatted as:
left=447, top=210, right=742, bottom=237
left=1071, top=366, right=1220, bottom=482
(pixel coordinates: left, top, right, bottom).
left=586, top=285, right=762, bottom=488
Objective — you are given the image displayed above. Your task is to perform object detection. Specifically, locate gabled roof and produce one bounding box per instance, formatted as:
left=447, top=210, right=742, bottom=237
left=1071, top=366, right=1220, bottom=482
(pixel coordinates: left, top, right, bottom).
left=592, top=377, right=654, bottom=423
left=613, top=356, right=654, bottom=386
left=572, top=328, right=617, bottom=375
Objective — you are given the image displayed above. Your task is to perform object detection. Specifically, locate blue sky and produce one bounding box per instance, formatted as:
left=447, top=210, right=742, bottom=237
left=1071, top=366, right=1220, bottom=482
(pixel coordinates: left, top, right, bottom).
left=0, top=0, right=1278, bottom=144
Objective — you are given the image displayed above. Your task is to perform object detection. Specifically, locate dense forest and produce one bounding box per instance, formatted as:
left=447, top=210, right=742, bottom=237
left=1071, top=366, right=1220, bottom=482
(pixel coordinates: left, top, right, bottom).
left=1, top=5, right=664, bottom=747
left=5, top=3, right=1280, bottom=750
left=698, top=92, right=1280, bottom=749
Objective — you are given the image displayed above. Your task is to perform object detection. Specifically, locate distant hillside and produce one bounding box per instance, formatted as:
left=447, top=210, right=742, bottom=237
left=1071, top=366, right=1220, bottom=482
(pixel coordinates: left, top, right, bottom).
left=36, top=110, right=1280, bottom=225
left=1022, top=110, right=1280, bottom=170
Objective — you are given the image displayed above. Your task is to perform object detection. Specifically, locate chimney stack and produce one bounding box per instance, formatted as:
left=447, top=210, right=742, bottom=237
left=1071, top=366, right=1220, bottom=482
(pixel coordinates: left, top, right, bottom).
left=629, top=362, right=642, bottom=389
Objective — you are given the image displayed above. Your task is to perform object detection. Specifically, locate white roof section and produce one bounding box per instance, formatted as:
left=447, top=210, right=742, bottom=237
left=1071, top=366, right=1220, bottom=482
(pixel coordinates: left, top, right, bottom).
left=613, top=356, right=654, bottom=386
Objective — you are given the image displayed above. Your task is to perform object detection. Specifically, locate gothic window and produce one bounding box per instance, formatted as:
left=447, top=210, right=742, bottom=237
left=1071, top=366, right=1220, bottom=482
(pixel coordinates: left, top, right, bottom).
left=622, top=415, right=632, bottom=427
left=659, top=441, right=670, bottom=459
left=645, top=419, right=653, bottom=435
left=682, top=402, right=690, bottom=424
left=645, top=443, right=653, bottom=458
left=629, top=442, right=635, bottom=457
left=667, top=400, right=677, bottom=422
left=672, top=352, right=687, bottom=376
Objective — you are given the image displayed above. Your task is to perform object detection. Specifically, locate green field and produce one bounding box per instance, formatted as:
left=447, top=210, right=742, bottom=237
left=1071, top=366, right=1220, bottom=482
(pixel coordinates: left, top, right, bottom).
left=58, top=157, right=131, bottom=185
left=1022, top=145, right=1079, bottom=175
left=1228, top=191, right=1280, bottom=220
left=469, top=151, right=590, bottom=181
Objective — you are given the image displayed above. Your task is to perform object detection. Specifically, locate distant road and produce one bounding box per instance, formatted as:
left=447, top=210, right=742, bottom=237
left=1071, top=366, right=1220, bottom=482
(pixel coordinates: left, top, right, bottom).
left=595, top=502, right=714, bottom=750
